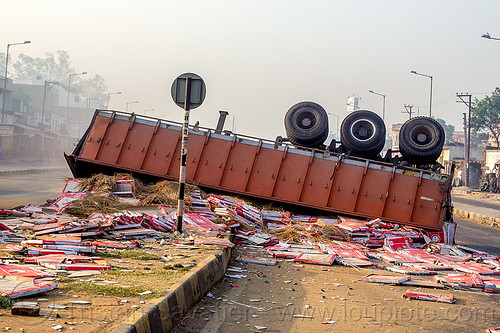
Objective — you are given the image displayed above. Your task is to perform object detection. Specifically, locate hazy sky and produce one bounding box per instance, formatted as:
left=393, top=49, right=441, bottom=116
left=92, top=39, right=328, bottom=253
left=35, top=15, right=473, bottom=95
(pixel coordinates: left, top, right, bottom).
left=2, top=0, right=499, bottom=140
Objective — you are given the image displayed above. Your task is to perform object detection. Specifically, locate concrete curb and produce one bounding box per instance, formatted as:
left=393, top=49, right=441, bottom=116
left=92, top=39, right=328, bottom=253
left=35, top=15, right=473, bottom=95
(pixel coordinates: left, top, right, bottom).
left=112, top=246, right=232, bottom=333
left=0, top=167, right=68, bottom=176
left=453, top=208, right=500, bottom=227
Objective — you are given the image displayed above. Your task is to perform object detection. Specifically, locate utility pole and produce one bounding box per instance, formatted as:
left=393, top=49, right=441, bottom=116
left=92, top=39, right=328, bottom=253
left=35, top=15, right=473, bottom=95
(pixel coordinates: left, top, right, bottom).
left=402, top=104, right=413, bottom=119
left=457, top=93, right=472, bottom=187
left=463, top=112, right=468, bottom=187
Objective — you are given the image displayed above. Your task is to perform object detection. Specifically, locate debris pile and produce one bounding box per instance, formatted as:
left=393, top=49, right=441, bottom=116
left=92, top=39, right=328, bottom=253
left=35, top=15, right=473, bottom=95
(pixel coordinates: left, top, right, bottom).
left=0, top=173, right=498, bottom=306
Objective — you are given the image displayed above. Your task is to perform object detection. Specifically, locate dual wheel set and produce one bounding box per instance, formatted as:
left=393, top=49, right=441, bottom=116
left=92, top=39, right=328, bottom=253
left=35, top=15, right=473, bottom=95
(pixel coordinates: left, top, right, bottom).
left=284, top=101, right=445, bottom=165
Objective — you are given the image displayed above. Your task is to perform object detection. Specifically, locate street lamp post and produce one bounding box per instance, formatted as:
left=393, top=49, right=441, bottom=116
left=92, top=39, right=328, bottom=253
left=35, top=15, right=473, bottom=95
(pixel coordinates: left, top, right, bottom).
left=65, top=71, right=87, bottom=135
left=481, top=33, right=500, bottom=41
left=327, top=112, right=340, bottom=139
left=1, top=40, right=31, bottom=123
left=126, top=101, right=139, bottom=111
left=84, top=97, right=100, bottom=137
left=410, top=70, right=433, bottom=117
left=106, top=91, right=122, bottom=109
left=368, top=90, right=386, bottom=121
left=40, top=81, right=59, bottom=157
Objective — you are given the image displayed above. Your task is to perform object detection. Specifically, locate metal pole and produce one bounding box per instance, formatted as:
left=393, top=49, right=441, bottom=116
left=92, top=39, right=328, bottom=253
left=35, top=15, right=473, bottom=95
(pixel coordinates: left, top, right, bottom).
left=66, top=75, right=72, bottom=129
left=106, top=91, right=121, bottom=109
left=467, top=94, right=471, bottom=187
left=382, top=95, right=386, bottom=121
left=41, top=81, right=49, bottom=156
left=429, top=76, right=433, bottom=118
left=335, top=114, right=339, bottom=139
left=176, top=77, right=192, bottom=233
left=1, top=44, right=10, bottom=123
left=463, top=113, right=468, bottom=187
left=457, top=93, right=472, bottom=187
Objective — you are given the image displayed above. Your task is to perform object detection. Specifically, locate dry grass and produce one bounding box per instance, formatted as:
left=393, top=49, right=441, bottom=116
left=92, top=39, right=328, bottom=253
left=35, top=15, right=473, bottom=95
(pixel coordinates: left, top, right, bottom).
left=76, top=173, right=197, bottom=207
left=64, top=194, right=130, bottom=217
left=271, top=221, right=349, bottom=243
left=67, top=173, right=204, bottom=216
left=62, top=266, right=192, bottom=298
left=78, top=173, right=117, bottom=194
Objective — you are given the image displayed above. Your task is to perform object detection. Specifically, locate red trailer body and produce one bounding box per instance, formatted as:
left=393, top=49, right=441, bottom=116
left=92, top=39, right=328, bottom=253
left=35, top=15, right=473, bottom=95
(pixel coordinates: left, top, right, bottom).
left=66, top=110, right=453, bottom=230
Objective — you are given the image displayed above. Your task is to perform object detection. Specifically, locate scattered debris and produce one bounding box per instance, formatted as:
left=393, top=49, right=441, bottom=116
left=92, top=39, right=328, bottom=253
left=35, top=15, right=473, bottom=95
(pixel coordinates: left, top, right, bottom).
left=11, top=304, right=40, bottom=316
left=359, top=275, right=411, bottom=285
left=403, top=290, right=455, bottom=303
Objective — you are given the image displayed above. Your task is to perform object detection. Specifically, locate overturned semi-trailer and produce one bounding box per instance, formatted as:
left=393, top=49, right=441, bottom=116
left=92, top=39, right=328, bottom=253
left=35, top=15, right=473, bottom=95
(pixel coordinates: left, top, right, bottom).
left=65, top=108, right=453, bottom=232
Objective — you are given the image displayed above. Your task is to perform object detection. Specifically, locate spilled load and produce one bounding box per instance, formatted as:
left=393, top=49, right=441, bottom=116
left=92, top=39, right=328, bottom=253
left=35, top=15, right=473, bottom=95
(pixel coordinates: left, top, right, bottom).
left=65, top=102, right=453, bottom=238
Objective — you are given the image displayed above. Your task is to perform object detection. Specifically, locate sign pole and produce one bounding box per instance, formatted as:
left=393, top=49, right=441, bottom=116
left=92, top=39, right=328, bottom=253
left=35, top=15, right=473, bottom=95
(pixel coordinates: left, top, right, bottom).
left=171, top=72, right=205, bottom=233
left=176, top=77, right=192, bottom=233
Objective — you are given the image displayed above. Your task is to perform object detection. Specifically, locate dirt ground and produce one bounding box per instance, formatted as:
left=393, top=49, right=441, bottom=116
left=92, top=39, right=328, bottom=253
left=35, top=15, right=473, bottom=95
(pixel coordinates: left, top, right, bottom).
left=0, top=243, right=218, bottom=332
left=452, top=188, right=500, bottom=201
left=173, top=248, right=500, bottom=333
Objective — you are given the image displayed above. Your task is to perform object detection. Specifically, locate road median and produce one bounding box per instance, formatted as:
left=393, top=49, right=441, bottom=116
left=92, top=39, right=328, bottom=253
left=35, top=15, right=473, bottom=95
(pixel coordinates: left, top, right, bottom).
left=453, top=208, right=500, bottom=227
left=113, top=246, right=231, bottom=333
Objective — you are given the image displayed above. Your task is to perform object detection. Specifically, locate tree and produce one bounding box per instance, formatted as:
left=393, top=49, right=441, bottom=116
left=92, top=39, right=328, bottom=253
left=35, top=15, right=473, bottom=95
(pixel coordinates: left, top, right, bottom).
left=1, top=50, right=107, bottom=104
left=435, top=118, right=455, bottom=143
left=12, top=50, right=73, bottom=83
left=471, top=87, right=500, bottom=147
left=74, top=74, right=107, bottom=102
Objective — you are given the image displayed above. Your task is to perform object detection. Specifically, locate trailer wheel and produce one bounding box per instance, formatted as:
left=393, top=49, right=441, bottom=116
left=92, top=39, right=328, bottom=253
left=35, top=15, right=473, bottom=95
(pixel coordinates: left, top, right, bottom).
left=399, top=117, right=445, bottom=164
left=340, top=110, right=386, bottom=157
left=284, top=102, right=329, bottom=148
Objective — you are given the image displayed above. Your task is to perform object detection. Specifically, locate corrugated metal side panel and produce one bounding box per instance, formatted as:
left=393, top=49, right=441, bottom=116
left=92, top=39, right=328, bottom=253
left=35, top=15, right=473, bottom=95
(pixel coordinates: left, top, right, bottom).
left=117, top=122, right=156, bottom=170
left=383, top=173, right=420, bottom=222
left=140, top=126, right=180, bottom=175
left=194, top=136, right=233, bottom=186
left=219, top=142, right=259, bottom=192
left=80, top=115, right=111, bottom=160
left=300, top=157, right=335, bottom=207
left=410, top=178, right=446, bottom=229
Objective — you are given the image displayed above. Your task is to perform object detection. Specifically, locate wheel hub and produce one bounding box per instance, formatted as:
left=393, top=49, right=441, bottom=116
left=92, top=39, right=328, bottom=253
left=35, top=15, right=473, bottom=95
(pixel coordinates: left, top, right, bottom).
left=416, top=133, right=428, bottom=143
left=411, top=129, right=432, bottom=145
left=350, top=119, right=376, bottom=141
left=296, top=111, right=316, bottom=129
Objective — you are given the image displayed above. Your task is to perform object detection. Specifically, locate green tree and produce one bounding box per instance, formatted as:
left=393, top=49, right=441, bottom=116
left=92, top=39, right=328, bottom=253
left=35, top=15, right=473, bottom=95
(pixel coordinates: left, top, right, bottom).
left=435, top=118, right=455, bottom=143
left=471, top=87, right=500, bottom=147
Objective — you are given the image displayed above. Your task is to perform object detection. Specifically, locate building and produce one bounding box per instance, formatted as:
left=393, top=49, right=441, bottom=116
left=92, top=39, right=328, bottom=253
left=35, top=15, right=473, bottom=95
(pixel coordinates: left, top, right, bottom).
left=346, top=95, right=360, bottom=113
left=0, top=78, right=102, bottom=162
left=391, top=123, right=402, bottom=151
left=451, top=131, right=465, bottom=144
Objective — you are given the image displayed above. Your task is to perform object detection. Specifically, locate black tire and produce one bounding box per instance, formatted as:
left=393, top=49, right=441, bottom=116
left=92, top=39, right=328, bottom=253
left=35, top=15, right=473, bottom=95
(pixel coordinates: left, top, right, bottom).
left=340, top=110, right=386, bottom=157
left=399, top=117, right=445, bottom=164
left=284, top=101, right=329, bottom=148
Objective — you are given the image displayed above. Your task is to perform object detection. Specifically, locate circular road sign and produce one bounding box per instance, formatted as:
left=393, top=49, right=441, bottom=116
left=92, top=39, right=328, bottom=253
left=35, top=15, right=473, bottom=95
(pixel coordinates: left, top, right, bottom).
left=171, top=73, right=206, bottom=110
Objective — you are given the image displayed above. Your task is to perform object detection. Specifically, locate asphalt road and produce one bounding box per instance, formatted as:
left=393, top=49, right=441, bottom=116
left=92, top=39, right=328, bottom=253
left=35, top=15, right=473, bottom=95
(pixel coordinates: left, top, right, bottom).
left=452, top=195, right=500, bottom=211
left=0, top=169, right=71, bottom=209
left=173, top=218, right=500, bottom=333
left=173, top=221, right=500, bottom=333
left=454, top=216, right=500, bottom=256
